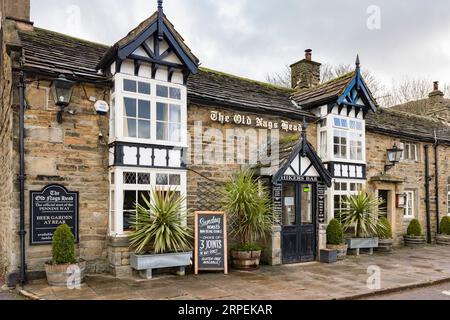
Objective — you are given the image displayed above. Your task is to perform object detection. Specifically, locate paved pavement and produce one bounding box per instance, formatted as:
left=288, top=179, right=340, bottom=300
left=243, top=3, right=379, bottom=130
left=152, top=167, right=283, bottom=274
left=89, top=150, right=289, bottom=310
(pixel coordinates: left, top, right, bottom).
left=363, top=282, right=450, bottom=300
left=20, top=245, right=450, bottom=300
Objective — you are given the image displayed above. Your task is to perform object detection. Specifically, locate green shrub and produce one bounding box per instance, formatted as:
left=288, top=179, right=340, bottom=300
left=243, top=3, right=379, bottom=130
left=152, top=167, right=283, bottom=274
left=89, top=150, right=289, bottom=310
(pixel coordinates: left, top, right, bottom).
left=407, top=219, right=422, bottom=236
left=326, top=219, right=344, bottom=245
left=440, top=217, right=450, bottom=235
left=52, top=224, right=76, bottom=265
left=378, top=217, right=393, bottom=239
left=234, top=243, right=264, bottom=252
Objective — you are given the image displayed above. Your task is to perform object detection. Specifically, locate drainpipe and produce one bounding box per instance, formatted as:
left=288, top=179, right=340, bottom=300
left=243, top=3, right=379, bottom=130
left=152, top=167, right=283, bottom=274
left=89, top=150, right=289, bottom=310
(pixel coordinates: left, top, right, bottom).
left=435, top=141, right=440, bottom=234
left=18, top=70, right=27, bottom=284
left=424, top=145, right=432, bottom=244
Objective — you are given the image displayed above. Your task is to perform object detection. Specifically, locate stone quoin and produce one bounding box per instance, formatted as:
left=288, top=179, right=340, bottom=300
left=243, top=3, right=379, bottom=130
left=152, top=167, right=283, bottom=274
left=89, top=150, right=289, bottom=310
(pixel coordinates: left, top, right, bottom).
left=1, top=0, right=450, bottom=286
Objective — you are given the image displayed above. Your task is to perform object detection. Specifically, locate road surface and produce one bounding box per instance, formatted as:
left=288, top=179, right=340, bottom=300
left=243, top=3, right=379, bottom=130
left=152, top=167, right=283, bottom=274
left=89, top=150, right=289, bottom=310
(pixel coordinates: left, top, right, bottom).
left=363, top=282, right=450, bottom=300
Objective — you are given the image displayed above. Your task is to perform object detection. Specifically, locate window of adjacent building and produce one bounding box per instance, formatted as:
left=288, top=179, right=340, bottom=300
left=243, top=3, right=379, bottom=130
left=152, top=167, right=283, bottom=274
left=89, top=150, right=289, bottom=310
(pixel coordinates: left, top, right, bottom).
left=404, top=191, right=415, bottom=218
left=400, top=142, right=419, bottom=162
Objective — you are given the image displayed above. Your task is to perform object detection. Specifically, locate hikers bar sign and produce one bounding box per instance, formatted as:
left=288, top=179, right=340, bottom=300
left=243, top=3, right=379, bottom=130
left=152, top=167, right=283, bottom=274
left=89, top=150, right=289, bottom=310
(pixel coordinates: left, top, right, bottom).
left=194, top=211, right=228, bottom=275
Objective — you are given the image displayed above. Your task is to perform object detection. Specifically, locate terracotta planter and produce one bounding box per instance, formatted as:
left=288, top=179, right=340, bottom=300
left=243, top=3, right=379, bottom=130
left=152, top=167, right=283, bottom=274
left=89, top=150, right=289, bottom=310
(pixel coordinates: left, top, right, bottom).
left=231, top=250, right=261, bottom=270
left=45, top=260, right=86, bottom=287
left=326, top=244, right=348, bottom=260
left=404, top=235, right=426, bottom=247
left=376, top=238, right=394, bottom=252
left=436, top=234, right=450, bottom=246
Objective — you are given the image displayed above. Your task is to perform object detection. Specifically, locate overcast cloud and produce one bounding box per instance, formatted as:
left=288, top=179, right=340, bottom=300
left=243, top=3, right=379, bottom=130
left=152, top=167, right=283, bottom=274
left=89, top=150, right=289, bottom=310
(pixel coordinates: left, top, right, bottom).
left=31, top=0, right=450, bottom=91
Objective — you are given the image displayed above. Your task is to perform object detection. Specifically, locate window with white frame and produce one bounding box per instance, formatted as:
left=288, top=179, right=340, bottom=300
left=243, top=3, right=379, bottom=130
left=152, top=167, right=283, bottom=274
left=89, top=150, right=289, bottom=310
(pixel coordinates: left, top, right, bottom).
left=110, top=74, right=187, bottom=146
left=319, top=131, right=327, bottom=159
left=109, top=168, right=186, bottom=235
left=404, top=190, right=415, bottom=218
left=333, top=181, right=363, bottom=222
left=400, top=142, right=419, bottom=162
left=332, top=116, right=364, bottom=161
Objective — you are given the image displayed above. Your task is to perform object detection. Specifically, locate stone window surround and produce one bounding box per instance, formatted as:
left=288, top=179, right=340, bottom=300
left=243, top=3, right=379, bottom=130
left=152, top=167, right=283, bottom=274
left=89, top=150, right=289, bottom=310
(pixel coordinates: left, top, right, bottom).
left=403, top=190, right=416, bottom=220
left=399, top=141, right=420, bottom=162
left=110, top=73, right=188, bottom=148
left=109, top=166, right=187, bottom=236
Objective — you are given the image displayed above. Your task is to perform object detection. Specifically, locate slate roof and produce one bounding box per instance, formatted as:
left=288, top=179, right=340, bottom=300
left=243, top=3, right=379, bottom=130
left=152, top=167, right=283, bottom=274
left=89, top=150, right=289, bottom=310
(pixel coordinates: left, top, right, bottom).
left=18, top=27, right=109, bottom=81
left=15, top=23, right=450, bottom=144
left=291, top=72, right=355, bottom=108
left=187, top=68, right=314, bottom=119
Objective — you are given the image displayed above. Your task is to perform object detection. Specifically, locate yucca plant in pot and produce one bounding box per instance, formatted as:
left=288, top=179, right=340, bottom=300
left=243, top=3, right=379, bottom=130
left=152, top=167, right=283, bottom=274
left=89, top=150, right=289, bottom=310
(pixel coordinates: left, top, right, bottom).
left=404, top=219, right=426, bottom=247
left=341, top=191, right=387, bottom=255
left=223, top=170, right=273, bottom=270
left=45, top=224, right=86, bottom=287
left=128, top=188, right=193, bottom=279
left=436, top=217, right=450, bottom=245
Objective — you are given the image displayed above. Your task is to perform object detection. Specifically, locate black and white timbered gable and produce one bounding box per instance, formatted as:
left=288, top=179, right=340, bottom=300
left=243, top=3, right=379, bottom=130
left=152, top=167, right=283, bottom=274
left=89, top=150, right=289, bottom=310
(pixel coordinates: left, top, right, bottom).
left=273, top=125, right=332, bottom=187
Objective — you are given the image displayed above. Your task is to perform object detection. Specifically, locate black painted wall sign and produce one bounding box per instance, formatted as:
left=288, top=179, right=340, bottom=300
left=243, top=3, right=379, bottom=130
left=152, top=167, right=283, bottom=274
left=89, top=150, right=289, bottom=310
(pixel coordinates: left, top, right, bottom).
left=317, top=183, right=326, bottom=224
left=30, top=184, right=79, bottom=245
left=194, top=211, right=228, bottom=274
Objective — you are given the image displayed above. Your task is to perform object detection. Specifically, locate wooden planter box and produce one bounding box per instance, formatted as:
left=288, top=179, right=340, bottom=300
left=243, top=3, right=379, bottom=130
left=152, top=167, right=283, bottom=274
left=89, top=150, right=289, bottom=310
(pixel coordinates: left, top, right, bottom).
left=375, top=238, right=394, bottom=252
left=45, top=260, right=86, bottom=287
left=345, top=238, right=379, bottom=256
left=436, top=234, right=450, bottom=246
left=326, top=244, right=348, bottom=260
left=130, top=252, right=192, bottom=279
left=320, top=249, right=337, bottom=264
left=403, top=235, right=426, bottom=247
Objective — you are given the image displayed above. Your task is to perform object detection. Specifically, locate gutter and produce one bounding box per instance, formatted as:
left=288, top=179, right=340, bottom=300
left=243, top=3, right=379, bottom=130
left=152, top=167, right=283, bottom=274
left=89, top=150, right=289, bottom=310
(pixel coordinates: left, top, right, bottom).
left=18, top=69, right=27, bottom=284
left=424, top=145, right=432, bottom=244
left=435, top=140, right=440, bottom=234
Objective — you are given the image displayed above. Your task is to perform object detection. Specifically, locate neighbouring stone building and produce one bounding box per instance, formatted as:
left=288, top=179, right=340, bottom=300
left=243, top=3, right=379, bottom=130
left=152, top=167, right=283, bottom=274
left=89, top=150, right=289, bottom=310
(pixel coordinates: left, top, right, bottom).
left=1, top=0, right=450, bottom=285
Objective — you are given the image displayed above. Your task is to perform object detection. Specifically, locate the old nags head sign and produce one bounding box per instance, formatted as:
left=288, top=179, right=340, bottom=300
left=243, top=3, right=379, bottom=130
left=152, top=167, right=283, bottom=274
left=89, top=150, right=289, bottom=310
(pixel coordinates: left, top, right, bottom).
left=30, top=184, right=79, bottom=245
left=194, top=211, right=228, bottom=275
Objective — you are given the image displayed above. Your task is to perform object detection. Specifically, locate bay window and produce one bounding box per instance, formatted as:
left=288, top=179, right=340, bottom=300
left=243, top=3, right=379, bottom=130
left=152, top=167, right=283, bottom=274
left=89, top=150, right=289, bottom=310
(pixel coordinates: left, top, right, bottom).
left=332, top=116, right=364, bottom=162
left=110, top=73, right=187, bottom=147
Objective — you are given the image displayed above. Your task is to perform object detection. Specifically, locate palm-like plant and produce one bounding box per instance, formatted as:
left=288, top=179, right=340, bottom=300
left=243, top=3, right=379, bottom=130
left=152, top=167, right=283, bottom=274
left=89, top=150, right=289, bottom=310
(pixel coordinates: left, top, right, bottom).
left=128, top=188, right=192, bottom=255
left=341, top=191, right=387, bottom=238
left=222, top=170, right=273, bottom=246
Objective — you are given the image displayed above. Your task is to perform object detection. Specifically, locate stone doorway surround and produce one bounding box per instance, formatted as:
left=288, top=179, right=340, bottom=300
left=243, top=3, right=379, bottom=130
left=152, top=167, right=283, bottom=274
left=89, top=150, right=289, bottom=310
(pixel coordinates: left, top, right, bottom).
left=369, top=175, right=406, bottom=245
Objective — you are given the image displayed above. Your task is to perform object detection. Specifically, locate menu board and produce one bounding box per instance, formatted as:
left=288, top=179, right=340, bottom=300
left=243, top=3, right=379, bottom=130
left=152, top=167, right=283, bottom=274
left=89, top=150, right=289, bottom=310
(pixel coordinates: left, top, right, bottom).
left=194, top=212, right=228, bottom=274
left=30, top=184, right=79, bottom=245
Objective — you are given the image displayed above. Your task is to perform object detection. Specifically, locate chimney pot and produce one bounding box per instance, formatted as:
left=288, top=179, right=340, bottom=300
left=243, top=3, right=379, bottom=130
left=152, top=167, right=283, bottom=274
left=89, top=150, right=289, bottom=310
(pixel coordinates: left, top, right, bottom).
left=305, top=49, right=312, bottom=61
left=433, top=81, right=439, bottom=91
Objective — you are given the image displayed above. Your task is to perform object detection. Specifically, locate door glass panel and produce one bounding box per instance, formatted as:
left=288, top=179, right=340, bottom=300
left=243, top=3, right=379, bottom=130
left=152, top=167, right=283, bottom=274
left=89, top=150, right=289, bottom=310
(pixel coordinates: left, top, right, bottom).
left=282, top=183, right=296, bottom=226
left=301, top=184, right=312, bottom=224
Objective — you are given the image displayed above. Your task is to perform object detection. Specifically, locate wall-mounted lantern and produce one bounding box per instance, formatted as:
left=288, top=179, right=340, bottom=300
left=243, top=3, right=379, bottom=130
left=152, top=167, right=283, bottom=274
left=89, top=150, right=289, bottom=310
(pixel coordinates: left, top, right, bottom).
left=384, top=144, right=403, bottom=173
left=52, top=74, right=75, bottom=123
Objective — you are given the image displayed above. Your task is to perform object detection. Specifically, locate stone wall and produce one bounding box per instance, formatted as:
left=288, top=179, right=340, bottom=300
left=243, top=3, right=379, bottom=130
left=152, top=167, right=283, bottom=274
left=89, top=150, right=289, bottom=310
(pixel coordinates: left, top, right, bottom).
left=365, top=131, right=448, bottom=244
left=3, top=72, right=111, bottom=282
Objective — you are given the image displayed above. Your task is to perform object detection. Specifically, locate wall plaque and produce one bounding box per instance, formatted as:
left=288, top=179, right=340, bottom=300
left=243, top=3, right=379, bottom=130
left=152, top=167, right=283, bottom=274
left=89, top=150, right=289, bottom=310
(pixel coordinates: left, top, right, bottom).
left=30, top=184, right=79, bottom=245
left=194, top=211, right=228, bottom=275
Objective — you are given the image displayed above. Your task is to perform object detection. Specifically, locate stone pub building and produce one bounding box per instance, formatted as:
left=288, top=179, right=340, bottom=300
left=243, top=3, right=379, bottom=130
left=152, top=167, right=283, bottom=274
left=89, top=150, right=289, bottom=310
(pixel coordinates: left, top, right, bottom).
left=1, top=0, right=450, bottom=286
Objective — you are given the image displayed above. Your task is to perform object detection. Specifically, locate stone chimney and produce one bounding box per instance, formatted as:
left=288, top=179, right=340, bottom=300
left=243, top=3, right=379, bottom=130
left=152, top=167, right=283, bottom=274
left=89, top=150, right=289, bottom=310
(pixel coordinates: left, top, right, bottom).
left=290, top=49, right=321, bottom=89
left=0, top=0, right=30, bottom=22
left=429, top=81, right=444, bottom=99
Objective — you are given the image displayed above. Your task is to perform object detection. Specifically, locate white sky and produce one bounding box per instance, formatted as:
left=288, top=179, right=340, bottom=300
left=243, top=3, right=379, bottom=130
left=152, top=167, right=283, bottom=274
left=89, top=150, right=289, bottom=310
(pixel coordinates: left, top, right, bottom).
left=30, top=0, right=450, bottom=91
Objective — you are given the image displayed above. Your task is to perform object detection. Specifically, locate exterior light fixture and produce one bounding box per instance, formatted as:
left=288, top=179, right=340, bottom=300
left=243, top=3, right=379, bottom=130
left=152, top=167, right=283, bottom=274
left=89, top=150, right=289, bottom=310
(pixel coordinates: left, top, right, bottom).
left=385, top=144, right=403, bottom=172
left=52, top=74, right=74, bottom=123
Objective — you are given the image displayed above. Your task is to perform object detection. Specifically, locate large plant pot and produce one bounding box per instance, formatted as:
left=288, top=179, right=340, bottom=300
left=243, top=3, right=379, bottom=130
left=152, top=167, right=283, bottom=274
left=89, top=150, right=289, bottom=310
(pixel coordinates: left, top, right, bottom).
left=320, top=249, right=338, bottom=264
left=403, top=235, right=426, bottom=247
left=130, top=252, right=192, bottom=279
left=375, top=238, right=394, bottom=252
left=45, top=260, right=86, bottom=287
left=327, top=244, right=348, bottom=260
left=231, top=250, right=261, bottom=270
left=345, top=238, right=379, bottom=255
left=436, top=234, right=450, bottom=246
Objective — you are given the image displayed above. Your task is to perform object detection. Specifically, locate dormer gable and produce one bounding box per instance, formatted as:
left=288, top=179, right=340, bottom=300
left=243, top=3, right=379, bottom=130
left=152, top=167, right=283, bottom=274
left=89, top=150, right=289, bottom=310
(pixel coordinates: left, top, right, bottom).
left=97, top=1, right=199, bottom=83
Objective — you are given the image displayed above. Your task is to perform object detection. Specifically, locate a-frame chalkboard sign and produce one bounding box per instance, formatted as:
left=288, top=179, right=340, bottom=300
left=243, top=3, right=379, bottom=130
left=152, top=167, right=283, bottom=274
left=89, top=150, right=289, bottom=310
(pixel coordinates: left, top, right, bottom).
left=194, top=211, right=228, bottom=275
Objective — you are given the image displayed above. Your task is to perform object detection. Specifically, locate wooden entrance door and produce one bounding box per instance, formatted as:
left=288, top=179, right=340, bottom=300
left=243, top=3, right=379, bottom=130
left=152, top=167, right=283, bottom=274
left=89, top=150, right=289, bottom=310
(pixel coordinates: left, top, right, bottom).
left=281, top=183, right=316, bottom=264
